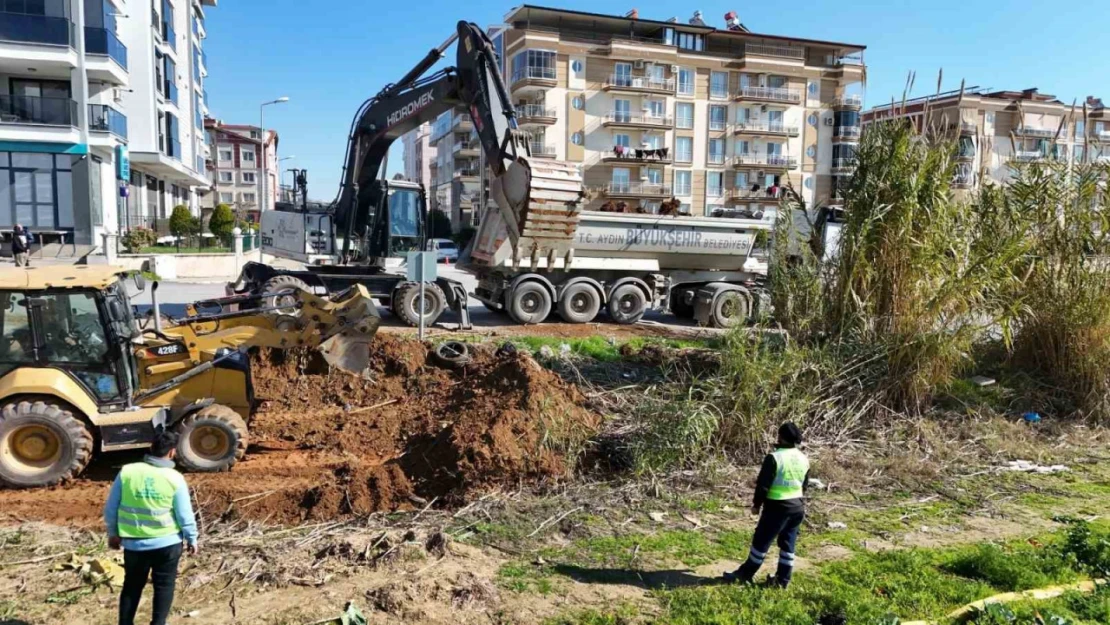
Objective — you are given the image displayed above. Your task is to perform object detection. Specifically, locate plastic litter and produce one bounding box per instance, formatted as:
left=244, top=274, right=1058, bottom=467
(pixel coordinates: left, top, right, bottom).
left=1002, top=460, right=1069, bottom=474
left=827, top=521, right=848, bottom=530
left=1023, top=411, right=1042, bottom=423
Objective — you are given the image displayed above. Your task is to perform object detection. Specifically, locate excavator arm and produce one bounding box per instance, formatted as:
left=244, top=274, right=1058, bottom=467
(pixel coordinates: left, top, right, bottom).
left=331, top=21, right=584, bottom=266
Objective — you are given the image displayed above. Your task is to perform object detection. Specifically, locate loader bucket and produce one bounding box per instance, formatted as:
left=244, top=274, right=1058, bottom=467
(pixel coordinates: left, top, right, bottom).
left=315, top=285, right=381, bottom=374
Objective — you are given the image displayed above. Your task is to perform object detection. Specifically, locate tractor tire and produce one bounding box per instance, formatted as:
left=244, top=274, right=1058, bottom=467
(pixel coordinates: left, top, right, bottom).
left=608, top=284, right=648, bottom=325
left=557, top=283, right=601, bottom=324
left=392, top=282, right=447, bottom=327
left=710, top=291, right=750, bottom=329
left=175, top=404, right=248, bottom=473
left=262, top=275, right=312, bottom=315
left=507, top=281, right=552, bottom=325
left=0, top=398, right=93, bottom=488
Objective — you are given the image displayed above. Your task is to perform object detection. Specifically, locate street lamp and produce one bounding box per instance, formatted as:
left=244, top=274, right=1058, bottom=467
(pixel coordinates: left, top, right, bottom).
left=259, top=96, right=289, bottom=213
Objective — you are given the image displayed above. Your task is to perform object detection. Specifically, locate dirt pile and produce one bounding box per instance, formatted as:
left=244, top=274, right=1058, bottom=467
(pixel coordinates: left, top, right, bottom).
left=0, top=336, right=599, bottom=526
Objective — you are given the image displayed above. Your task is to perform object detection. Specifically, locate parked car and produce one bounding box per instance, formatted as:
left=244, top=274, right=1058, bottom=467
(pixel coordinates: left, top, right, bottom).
left=427, top=238, right=458, bottom=263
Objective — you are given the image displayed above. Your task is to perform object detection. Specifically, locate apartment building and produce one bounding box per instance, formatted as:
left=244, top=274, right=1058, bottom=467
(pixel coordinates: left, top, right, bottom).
left=0, top=0, right=212, bottom=252
left=205, top=119, right=278, bottom=220
left=500, top=5, right=865, bottom=218
left=401, top=122, right=436, bottom=190
left=863, top=89, right=1110, bottom=191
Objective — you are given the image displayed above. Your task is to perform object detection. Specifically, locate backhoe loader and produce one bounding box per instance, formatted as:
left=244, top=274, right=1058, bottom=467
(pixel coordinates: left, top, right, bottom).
left=0, top=265, right=378, bottom=488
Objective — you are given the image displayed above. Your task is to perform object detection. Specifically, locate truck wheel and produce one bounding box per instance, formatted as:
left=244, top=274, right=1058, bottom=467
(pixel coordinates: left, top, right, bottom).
left=175, top=405, right=248, bottom=473
left=670, top=289, right=696, bottom=319
left=0, top=398, right=93, bottom=487
left=557, top=283, right=601, bottom=323
left=393, top=282, right=447, bottom=327
left=608, top=284, right=647, bottom=325
left=710, top=291, right=750, bottom=328
left=262, top=275, right=311, bottom=315
left=507, top=282, right=552, bottom=325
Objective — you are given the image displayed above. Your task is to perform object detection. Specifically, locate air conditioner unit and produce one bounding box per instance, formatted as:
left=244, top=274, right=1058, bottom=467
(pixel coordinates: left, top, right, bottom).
left=633, top=59, right=645, bottom=69
left=113, top=88, right=125, bottom=102
left=670, top=65, right=680, bottom=74
left=757, top=170, right=766, bottom=178
left=824, top=117, right=835, bottom=126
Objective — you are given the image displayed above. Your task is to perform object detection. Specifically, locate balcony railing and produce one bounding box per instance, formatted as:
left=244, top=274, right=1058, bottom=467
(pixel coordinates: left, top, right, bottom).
left=88, top=104, right=127, bottom=139
left=167, top=137, right=181, bottom=160
left=709, top=119, right=728, bottom=131
left=743, top=43, right=805, bottom=60
left=456, top=166, right=481, bottom=178
left=0, top=95, right=77, bottom=126
left=85, top=27, right=128, bottom=69
left=707, top=153, right=728, bottom=166
left=196, top=154, right=204, bottom=173
left=735, top=121, right=801, bottom=137
left=832, top=158, right=857, bottom=172
left=515, top=104, right=556, bottom=120
left=1096, top=130, right=1110, bottom=142
left=603, top=112, right=673, bottom=127
left=833, top=126, right=861, bottom=140
left=1014, top=150, right=1046, bottom=161
left=734, top=85, right=803, bottom=104
left=0, top=11, right=73, bottom=47
left=511, top=66, right=556, bottom=86
left=1014, top=127, right=1057, bottom=139
left=731, top=189, right=776, bottom=200
left=733, top=154, right=799, bottom=169
left=953, top=174, right=974, bottom=188
left=959, top=122, right=978, bottom=134
left=453, top=140, right=479, bottom=153
left=957, top=149, right=976, bottom=161
left=834, top=94, right=863, bottom=108
left=530, top=143, right=556, bottom=157
left=604, top=182, right=672, bottom=197
left=604, top=75, right=675, bottom=93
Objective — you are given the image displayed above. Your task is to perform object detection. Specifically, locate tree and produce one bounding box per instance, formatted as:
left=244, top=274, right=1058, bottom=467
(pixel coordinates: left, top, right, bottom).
left=168, top=205, right=200, bottom=251
left=428, top=209, right=453, bottom=239
left=209, top=203, right=235, bottom=244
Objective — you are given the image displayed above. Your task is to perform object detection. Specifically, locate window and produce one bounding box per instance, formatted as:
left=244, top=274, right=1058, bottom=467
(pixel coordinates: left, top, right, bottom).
left=678, top=68, right=694, bottom=96
left=218, top=171, right=233, bottom=182
left=572, top=132, right=583, bottom=145
left=737, top=107, right=751, bottom=124
left=1075, top=120, right=1085, bottom=138
left=614, top=134, right=630, bottom=148
left=768, top=110, right=784, bottom=131
left=768, top=75, right=787, bottom=89
left=1075, top=145, right=1086, bottom=162
left=241, top=150, right=255, bottom=163
left=0, top=153, right=73, bottom=230
left=707, top=171, right=723, bottom=197
left=218, top=149, right=232, bottom=161
left=735, top=171, right=749, bottom=190
left=676, top=103, right=694, bottom=129
left=611, top=168, right=630, bottom=185
left=708, top=139, right=726, bottom=164
left=219, top=192, right=233, bottom=203
left=710, top=71, right=729, bottom=99
left=643, top=134, right=663, bottom=150
left=646, top=168, right=663, bottom=185
left=736, top=140, right=751, bottom=155
left=709, top=105, right=727, bottom=131
left=834, top=110, right=860, bottom=127
left=766, top=142, right=783, bottom=157
left=614, top=62, right=632, bottom=87
left=614, top=99, right=631, bottom=123
left=646, top=100, right=666, bottom=119
left=808, top=81, right=819, bottom=97
left=675, top=137, right=693, bottom=163
left=511, top=49, right=556, bottom=82
left=674, top=170, right=692, bottom=196
left=664, top=28, right=704, bottom=51
left=249, top=130, right=260, bottom=139
left=572, top=95, right=584, bottom=110
left=647, top=64, right=665, bottom=84
left=242, top=192, right=257, bottom=204
left=242, top=172, right=257, bottom=183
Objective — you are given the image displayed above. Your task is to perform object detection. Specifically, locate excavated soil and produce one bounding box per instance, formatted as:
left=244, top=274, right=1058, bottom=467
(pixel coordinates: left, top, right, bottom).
left=0, top=336, right=599, bottom=526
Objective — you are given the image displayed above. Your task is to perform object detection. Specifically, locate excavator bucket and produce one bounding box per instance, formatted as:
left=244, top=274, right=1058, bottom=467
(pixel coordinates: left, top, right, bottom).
left=312, top=285, right=381, bottom=374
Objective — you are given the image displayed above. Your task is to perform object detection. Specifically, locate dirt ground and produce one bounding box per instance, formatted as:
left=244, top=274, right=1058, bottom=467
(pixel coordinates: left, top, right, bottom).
left=0, top=336, right=598, bottom=528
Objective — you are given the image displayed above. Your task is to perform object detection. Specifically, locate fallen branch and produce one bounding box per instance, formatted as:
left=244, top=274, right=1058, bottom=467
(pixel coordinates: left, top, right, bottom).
left=350, top=399, right=400, bottom=415
left=527, top=506, right=583, bottom=538
left=0, top=552, right=69, bottom=567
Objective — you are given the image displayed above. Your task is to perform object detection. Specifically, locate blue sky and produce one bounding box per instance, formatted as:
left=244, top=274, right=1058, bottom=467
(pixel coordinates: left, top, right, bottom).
left=203, top=1, right=1109, bottom=199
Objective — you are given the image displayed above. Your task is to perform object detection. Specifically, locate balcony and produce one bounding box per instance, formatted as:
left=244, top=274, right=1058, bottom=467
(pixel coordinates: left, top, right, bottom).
left=530, top=143, right=556, bottom=158
left=161, top=137, right=181, bottom=160
left=734, top=85, right=803, bottom=105
left=0, top=95, right=76, bottom=126
left=0, top=11, right=73, bottom=48
left=743, top=43, right=805, bottom=60
left=455, top=166, right=481, bottom=181
left=833, top=94, right=863, bottom=109
left=88, top=104, right=127, bottom=140
left=601, top=148, right=671, bottom=164
left=832, top=158, right=857, bottom=174
left=602, top=112, right=673, bottom=129
left=602, top=181, right=672, bottom=199
left=734, top=122, right=801, bottom=137
left=956, top=148, right=976, bottom=162
left=730, top=189, right=777, bottom=201
left=959, top=122, right=977, bottom=135
left=85, top=27, right=128, bottom=69
left=952, top=174, right=974, bottom=189
left=192, top=16, right=206, bottom=39
left=707, top=153, right=728, bottom=167
left=603, top=74, right=675, bottom=95
left=510, top=66, right=556, bottom=91
left=515, top=104, right=556, bottom=126
left=1014, top=127, right=1057, bottom=139
left=1096, top=130, right=1110, bottom=142
left=1014, top=150, right=1046, bottom=162
left=732, top=154, right=799, bottom=170
left=453, top=140, right=479, bottom=157
left=163, top=80, right=178, bottom=106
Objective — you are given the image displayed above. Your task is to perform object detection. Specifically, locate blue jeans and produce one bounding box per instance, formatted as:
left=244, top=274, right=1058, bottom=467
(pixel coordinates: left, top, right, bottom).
left=734, top=504, right=805, bottom=586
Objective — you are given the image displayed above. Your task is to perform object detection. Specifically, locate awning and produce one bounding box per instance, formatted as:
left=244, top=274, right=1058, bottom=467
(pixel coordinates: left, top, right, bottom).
left=129, top=151, right=209, bottom=187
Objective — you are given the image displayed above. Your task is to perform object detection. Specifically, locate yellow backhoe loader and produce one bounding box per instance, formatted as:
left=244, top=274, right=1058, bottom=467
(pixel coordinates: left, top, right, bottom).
left=0, top=266, right=379, bottom=488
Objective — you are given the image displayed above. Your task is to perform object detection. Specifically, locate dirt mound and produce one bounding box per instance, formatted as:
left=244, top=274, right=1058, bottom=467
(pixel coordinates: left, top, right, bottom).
left=0, top=336, right=599, bottom=527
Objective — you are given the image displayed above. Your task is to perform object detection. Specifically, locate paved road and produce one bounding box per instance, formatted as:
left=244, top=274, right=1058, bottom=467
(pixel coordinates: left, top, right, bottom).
left=131, top=266, right=700, bottom=335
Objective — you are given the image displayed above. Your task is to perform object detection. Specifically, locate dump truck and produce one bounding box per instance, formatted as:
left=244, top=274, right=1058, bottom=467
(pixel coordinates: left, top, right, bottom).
left=0, top=266, right=378, bottom=488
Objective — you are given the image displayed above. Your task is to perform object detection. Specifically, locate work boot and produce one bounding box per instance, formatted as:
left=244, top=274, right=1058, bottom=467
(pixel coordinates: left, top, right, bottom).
left=721, top=563, right=756, bottom=584
left=772, top=564, right=793, bottom=588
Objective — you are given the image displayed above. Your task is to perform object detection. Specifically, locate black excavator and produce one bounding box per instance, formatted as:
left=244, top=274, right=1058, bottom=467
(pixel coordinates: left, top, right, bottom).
left=228, top=21, right=583, bottom=328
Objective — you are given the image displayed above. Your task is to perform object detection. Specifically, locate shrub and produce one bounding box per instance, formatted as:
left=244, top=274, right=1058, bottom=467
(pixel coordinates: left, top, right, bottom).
left=120, top=227, right=156, bottom=253
left=453, top=226, right=477, bottom=251
left=168, top=205, right=200, bottom=249
left=428, top=209, right=453, bottom=239
left=209, top=203, right=235, bottom=242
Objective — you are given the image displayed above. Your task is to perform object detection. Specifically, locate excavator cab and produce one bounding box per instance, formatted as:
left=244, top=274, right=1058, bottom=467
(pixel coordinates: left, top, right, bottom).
left=366, top=179, right=428, bottom=261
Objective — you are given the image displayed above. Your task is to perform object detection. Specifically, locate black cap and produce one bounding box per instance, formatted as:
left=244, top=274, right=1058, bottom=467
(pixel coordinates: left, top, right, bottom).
left=778, top=422, right=802, bottom=446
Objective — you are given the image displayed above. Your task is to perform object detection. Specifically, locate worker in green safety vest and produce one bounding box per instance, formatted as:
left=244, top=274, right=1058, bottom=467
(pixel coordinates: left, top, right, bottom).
left=723, top=422, right=810, bottom=587
left=104, top=430, right=197, bottom=625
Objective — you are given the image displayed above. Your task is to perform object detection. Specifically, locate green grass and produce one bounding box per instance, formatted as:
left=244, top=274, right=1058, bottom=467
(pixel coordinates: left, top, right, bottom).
left=136, top=245, right=232, bottom=255
left=972, top=588, right=1110, bottom=625
left=512, top=336, right=717, bottom=363
left=498, top=561, right=558, bottom=595
left=547, top=529, right=752, bottom=570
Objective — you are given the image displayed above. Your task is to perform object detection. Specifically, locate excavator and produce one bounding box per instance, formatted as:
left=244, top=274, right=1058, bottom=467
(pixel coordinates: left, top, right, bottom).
left=229, top=21, right=585, bottom=327
left=0, top=266, right=378, bottom=488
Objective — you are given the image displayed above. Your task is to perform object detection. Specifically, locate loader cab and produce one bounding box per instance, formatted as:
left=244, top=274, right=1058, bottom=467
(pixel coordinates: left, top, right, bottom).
left=367, top=179, right=428, bottom=261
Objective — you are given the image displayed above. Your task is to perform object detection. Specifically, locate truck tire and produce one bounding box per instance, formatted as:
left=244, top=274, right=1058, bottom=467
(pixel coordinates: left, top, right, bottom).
left=670, top=289, right=696, bottom=319
left=507, top=282, right=552, bottom=325
left=608, top=284, right=648, bottom=325
left=0, top=398, right=93, bottom=488
left=175, top=404, right=248, bottom=473
left=710, top=291, right=750, bottom=328
left=557, top=283, right=601, bottom=324
left=262, top=275, right=311, bottom=315
left=392, top=281, right=447, bottom=327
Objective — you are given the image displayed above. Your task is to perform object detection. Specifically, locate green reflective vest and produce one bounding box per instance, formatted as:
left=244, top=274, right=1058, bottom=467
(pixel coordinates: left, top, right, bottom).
left=767, top=447, right=809, bottom=501
left=117, top=462, right=185, bottom=539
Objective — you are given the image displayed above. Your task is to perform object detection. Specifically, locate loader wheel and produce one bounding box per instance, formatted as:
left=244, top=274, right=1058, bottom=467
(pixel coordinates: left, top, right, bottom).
left=608, top=284, right=648, bottom=325
left=262, top=275, right=312, bottom=315
left=0, top=398, right=93, bottom=488
left=507, top=282, right=551, bottom=325
left=392, top=282, right=447, bottom=327
left=557, top=283, right=601, bottom=324
left=710, top=291, right=749, bottom=329
left=175, top=405, right=248, bottom=473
